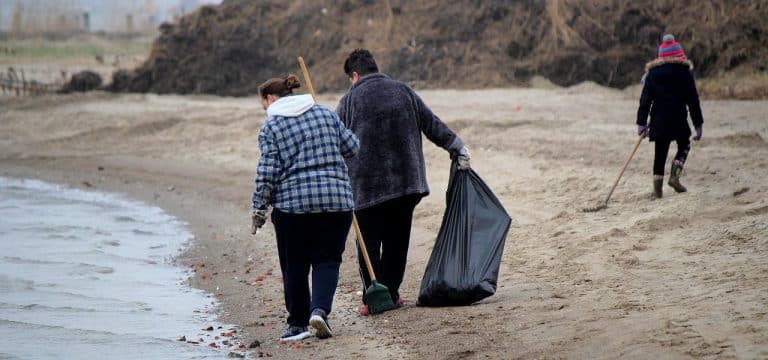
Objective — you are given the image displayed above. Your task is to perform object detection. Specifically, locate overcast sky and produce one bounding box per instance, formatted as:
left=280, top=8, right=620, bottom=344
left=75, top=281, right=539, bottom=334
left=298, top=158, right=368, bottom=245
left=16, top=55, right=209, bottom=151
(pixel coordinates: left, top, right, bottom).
left=0, top=0, right=223, bottom=32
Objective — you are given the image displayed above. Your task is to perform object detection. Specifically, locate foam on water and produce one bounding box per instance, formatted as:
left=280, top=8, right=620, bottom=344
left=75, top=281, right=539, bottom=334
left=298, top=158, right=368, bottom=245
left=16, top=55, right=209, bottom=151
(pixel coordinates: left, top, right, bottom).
left=0, top=177, right=234, bottom=359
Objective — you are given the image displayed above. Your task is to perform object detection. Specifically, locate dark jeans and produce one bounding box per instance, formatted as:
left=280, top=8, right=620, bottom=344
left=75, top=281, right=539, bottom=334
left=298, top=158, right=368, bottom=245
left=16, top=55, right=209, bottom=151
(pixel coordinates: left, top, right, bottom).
left=654, top=138, right=690, bottom=176
left=354, top=194, right=421, bottom=304
left=271, top=209, right=352, bottom=327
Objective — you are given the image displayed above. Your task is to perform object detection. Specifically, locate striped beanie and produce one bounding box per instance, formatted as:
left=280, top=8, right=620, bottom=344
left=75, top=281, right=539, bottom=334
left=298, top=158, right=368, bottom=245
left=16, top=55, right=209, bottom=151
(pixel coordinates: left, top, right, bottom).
left=658, top=34, right=687, bottom=59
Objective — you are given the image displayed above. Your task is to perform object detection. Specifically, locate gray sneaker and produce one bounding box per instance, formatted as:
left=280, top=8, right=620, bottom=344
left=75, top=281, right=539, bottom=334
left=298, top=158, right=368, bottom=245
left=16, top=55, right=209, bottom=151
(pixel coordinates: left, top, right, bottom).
left=309, top=308, right=332, bottom=339
left=279, top=325, right=311, bottom=341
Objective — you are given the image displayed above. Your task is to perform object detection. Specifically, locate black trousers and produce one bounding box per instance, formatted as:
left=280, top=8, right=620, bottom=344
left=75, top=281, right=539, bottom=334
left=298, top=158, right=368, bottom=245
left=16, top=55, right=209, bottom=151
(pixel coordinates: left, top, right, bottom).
left=354, top=194, right=421, bottom=304
left=653, top=138, right=690, bottom=176
left=271, top=209, right=352, bottom=327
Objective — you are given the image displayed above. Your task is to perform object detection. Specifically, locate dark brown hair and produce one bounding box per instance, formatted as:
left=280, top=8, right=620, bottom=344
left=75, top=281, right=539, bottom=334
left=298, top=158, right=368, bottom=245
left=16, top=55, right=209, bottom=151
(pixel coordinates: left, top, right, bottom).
left=259, top=74, right=301, bottom=99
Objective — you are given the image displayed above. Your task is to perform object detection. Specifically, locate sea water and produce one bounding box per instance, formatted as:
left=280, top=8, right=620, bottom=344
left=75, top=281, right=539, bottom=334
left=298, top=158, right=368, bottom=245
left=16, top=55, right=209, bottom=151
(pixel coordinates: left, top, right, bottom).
left=0, top=177, right=235, bottom=359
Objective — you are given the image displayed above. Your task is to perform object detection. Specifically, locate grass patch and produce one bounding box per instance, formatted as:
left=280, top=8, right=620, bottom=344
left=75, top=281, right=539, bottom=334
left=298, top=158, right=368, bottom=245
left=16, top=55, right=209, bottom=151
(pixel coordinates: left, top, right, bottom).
left=0, top=34, right=152, bottom=63
left=699, top=72, right=768, bottom=100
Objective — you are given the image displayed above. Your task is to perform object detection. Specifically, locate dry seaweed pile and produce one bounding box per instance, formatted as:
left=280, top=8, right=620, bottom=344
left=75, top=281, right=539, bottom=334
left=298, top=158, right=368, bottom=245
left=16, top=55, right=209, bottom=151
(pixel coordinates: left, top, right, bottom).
left=60, top=71, right=102, bottom=93
left=109, top=0, right=768, bottom=96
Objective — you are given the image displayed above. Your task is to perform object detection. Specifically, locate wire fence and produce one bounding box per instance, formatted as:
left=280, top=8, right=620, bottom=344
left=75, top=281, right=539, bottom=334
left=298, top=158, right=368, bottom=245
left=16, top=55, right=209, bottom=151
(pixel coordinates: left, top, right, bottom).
left=0, top=67, right=62, bottom=96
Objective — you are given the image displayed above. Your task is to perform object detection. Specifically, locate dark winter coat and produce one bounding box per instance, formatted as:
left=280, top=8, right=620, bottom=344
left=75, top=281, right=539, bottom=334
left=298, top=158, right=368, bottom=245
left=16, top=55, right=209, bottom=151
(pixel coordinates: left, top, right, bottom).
left=637, top=58, right=704, bottom=142
left=336, top=73, right=464, bottom=210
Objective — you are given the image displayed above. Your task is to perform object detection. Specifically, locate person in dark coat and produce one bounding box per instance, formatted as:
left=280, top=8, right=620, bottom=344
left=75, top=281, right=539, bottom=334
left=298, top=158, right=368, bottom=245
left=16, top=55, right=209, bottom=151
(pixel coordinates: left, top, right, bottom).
left=637, top=34, right=704, bottom=198
left=335, top=49, right=470, bottom=315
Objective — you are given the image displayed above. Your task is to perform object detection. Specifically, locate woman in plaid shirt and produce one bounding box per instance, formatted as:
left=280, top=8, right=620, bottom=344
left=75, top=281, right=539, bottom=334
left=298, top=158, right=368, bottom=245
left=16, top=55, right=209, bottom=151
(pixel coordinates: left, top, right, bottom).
left=251, top=74, right=359, bottom=341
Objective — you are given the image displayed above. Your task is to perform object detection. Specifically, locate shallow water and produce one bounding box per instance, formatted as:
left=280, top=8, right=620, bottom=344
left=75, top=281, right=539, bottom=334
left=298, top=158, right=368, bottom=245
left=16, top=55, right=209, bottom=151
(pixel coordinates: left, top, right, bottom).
left=0, top=177, right=235, bottom=359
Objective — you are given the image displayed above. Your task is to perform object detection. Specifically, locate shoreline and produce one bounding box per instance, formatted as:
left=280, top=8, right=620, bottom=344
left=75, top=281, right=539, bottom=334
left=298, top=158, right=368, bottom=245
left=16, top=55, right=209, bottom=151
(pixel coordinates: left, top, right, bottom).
left=0, top=155, right=406, bottom=358
left=0, top=156, right=281, bottom=353
left=0, top=170, right=239, bottom=358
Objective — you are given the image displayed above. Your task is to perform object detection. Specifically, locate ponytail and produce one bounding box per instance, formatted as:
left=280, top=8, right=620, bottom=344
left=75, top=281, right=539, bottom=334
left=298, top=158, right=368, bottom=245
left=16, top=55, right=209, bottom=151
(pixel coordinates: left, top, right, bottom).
left=259, top=74, right=301, bottom=99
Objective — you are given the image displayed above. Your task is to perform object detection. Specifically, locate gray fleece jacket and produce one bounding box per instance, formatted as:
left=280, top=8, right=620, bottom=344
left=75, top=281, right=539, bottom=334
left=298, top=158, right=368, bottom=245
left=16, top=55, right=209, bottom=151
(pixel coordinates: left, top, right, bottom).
left=336, top=73, right=464, bottom=210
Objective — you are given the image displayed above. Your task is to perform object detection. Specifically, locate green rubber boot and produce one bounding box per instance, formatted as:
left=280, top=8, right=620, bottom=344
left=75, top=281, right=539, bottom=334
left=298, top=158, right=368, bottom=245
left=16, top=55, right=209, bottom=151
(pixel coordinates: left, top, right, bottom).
left=668, top=162, right=688, bottom=193
left=653, top=177, right=663, bottom=199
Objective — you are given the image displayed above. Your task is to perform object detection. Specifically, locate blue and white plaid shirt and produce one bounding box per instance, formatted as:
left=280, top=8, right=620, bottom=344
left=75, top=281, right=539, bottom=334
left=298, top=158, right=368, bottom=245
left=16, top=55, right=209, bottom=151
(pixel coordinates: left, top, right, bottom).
left=252, top=96, right=359, bottom=214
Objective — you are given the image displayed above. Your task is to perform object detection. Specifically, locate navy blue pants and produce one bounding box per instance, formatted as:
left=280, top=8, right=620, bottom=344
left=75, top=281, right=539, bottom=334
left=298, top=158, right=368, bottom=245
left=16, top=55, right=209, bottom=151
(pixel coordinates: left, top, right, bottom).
left=271, top=209, right=352, bottom=327
left=354, top=194, right=421, bottom=304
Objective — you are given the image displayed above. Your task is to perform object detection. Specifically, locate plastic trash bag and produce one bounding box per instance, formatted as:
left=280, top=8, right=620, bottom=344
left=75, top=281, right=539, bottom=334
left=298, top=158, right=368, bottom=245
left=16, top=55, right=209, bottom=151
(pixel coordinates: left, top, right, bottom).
left=418, top=159, right=511, bottom=306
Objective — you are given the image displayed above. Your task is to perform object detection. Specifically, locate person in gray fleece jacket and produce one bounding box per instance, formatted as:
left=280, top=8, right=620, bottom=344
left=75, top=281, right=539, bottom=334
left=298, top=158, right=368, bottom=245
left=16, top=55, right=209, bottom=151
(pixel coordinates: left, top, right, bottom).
left=335, top=49, right=470, bottom=315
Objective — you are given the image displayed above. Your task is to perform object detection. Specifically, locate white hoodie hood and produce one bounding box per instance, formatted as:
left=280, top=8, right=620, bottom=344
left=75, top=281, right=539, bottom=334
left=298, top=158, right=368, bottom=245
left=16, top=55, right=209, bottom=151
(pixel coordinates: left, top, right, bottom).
left=267, top=94, right=315, bottom=117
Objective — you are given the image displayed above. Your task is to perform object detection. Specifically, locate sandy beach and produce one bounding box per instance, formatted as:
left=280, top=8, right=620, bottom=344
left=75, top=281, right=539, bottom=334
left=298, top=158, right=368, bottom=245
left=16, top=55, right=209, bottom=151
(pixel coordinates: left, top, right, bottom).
left=1, top=86, right=766, bottom=358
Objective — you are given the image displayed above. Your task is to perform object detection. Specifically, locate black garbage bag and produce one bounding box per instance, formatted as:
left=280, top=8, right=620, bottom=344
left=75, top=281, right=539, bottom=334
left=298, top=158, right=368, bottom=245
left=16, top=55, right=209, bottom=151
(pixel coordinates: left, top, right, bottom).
left=418, top=159, right=511, bottom=306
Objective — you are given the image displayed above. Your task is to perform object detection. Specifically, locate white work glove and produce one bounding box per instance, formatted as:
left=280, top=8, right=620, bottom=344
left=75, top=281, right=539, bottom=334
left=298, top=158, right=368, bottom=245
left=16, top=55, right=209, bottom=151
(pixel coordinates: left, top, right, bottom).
left=251, top=208, right=268, bottom=235
left=457, top=146, right=471, bottom=170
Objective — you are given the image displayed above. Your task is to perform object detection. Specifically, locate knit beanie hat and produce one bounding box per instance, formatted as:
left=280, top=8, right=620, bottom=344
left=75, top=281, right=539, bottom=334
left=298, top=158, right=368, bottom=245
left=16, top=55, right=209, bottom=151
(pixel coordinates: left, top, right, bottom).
left=658, top=34, right=687, bottom=60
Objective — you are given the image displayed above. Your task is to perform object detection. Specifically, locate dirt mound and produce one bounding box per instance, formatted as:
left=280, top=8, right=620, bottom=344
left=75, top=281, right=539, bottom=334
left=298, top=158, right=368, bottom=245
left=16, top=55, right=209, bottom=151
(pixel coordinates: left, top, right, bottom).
left=60, top=71, right=102, bottom=93
left=109, top=0, right=768, bottom=96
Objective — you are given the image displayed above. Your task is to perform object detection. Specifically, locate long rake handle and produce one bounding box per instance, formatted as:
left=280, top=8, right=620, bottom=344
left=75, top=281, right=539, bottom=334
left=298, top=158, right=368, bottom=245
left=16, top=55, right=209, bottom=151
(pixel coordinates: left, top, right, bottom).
left=351, top=216, right=378, bottom=282
left=297, top=56, right=379, bottom=283
left=297, top=57, right=317, bottom=102
left=603, top=135, right=645, bottom=206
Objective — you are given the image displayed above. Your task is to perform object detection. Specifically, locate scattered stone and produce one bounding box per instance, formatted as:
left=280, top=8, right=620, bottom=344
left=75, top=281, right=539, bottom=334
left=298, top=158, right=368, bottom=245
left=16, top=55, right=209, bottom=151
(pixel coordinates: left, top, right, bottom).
left=227, top=352, right=245, bottom=358
left=733, top=187, right=750, bottom=196
left=248, top=340, right=261, bottom=348
left=204, top=325, right=214, bottom=331
left=177, top=335, right=186, bottom=342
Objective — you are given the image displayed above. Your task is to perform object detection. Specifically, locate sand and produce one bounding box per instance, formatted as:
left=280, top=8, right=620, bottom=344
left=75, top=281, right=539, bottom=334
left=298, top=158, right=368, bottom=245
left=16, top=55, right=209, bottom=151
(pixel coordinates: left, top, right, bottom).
left=1, top=87, right=766, bottom=359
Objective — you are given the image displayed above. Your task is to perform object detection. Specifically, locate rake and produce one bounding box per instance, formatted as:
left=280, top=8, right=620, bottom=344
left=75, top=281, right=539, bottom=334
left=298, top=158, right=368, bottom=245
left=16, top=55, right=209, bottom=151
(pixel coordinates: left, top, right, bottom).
left=583, top=134, right=645, bottom=212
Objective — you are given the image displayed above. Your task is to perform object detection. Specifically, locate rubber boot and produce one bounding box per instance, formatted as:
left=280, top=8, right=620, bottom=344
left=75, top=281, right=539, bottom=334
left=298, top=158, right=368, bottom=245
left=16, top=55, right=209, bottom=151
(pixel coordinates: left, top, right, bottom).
left=668, top=162, right=688, bottom=193
left=653, top=177, right=663, bottom=199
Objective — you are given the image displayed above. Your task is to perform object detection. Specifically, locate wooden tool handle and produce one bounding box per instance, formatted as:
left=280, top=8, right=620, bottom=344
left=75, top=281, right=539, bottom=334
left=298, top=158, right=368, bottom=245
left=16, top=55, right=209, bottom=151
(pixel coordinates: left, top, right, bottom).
left=297, top=56, right=317, bottom=102
left=603, top=135, right=645, bottom=205
left=352, top=215, right=377, bottom=281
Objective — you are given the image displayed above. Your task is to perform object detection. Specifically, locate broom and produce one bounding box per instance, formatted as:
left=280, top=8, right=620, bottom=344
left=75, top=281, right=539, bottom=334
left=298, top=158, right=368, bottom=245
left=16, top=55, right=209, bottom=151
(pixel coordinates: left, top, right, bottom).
left=297, top=56, right=395, bottom=314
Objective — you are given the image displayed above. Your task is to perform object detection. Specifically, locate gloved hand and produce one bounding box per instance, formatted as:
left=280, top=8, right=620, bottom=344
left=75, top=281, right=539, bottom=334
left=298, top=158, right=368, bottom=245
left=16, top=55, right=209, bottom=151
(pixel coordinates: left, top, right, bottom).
left=637, top=125, right=648, bottom=137
left=693, top=126, right=703, bottom=141
left=457, top=146, right=471, bottom=170
left=251, top=208, right=268, bottom=235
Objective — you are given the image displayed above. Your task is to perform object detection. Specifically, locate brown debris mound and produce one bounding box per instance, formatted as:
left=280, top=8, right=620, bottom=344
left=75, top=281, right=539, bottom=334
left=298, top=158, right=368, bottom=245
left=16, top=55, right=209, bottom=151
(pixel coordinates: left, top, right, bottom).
left=61, top=71, right=102, bottom=93
left=109, top=0, right=768, bottom=96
